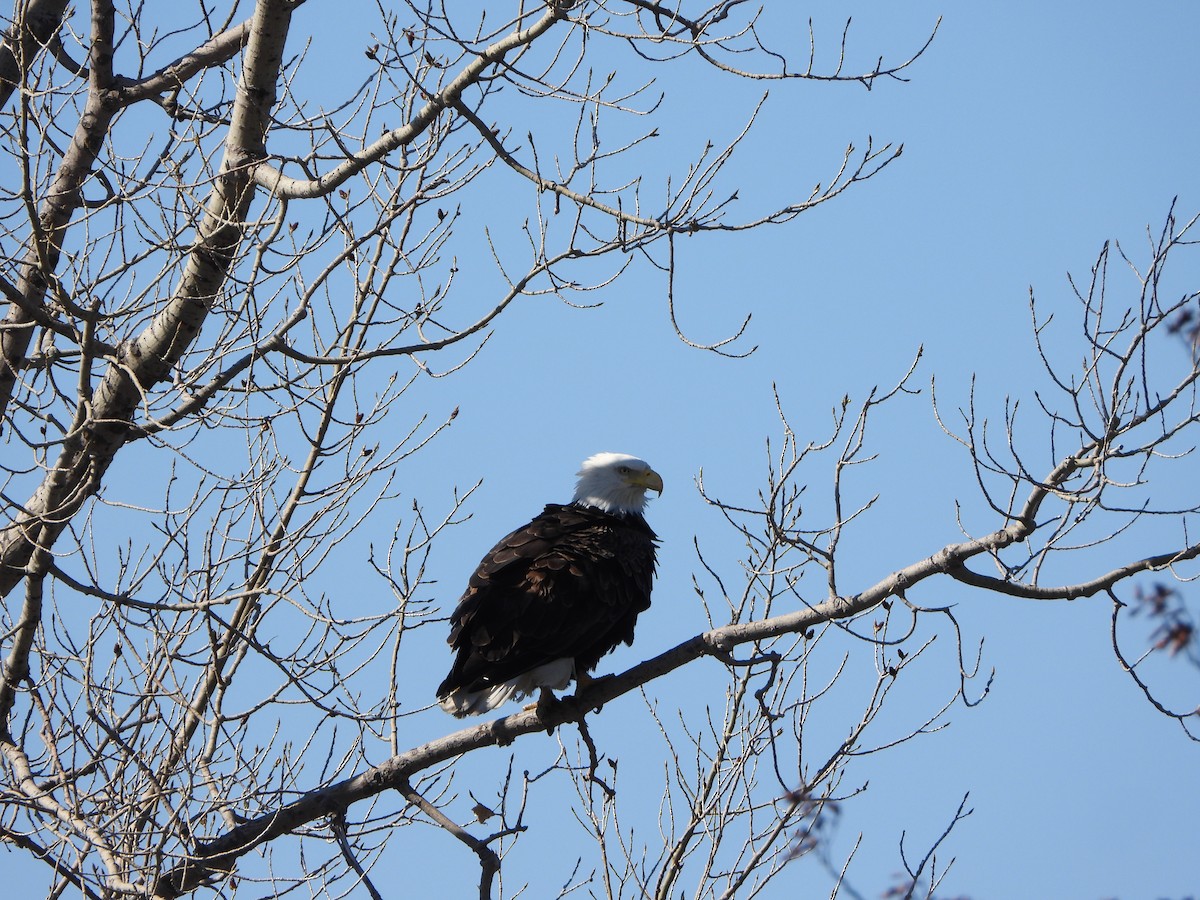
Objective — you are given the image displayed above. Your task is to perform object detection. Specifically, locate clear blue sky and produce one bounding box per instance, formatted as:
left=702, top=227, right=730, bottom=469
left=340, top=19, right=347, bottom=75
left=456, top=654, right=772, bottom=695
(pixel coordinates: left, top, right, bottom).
left=392, top=4, right=1200, bottom=897
left=10, top=3, right=1199, bottom=898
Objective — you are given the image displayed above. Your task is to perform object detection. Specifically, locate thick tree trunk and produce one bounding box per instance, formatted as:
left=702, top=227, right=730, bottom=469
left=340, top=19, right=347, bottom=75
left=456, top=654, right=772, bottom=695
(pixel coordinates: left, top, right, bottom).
left=0, top=0, right=294, bottom=596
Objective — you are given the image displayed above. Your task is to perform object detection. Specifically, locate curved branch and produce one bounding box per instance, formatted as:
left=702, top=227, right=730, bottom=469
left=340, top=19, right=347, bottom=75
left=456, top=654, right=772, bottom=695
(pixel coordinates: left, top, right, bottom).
left=252, top=6, right=567, bottom=200
left=119, top=19, right=251, bottom=103
left=947, top=544, right=1200, bottom=600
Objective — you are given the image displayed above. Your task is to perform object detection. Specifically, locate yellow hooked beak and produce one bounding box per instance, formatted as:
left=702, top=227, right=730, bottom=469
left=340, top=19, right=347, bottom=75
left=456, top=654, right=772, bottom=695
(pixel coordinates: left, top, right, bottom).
left=633, top=468, right=664, bottom=495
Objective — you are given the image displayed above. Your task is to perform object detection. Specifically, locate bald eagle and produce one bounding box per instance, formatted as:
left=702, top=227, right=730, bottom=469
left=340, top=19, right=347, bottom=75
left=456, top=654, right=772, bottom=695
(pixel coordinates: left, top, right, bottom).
left=436, top=452, right=663, bottom=717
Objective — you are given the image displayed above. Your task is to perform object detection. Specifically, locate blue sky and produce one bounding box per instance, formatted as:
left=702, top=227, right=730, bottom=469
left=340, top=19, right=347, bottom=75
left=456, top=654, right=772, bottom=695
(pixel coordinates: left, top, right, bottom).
left=7, top=2, right=1199, bottom=898
left=389, top=4, right=1200, bottom=897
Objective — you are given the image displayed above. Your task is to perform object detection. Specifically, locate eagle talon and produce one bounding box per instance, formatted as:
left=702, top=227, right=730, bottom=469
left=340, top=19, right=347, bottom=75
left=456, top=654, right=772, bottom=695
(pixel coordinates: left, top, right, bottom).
left=572, top=672, right=610, bottom=712
left=533, top=689, right=560, bottom=733
left=522, top=689, right=558, bottom=715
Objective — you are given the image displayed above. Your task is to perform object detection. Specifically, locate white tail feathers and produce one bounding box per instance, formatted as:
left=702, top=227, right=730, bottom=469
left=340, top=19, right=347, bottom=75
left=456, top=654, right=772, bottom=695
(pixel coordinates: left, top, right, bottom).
left=438, top=658, right=575, bottom=717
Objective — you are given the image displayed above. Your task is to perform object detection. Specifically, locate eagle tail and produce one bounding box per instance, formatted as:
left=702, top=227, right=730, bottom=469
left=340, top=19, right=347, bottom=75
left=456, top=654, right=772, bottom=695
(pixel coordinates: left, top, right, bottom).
left=437, top=658, right=575, bottom=718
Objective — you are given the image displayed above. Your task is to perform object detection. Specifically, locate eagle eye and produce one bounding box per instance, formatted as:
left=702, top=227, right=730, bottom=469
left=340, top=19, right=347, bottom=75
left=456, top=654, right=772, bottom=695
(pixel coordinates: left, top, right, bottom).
left=617, top=465, right=631, bottom=474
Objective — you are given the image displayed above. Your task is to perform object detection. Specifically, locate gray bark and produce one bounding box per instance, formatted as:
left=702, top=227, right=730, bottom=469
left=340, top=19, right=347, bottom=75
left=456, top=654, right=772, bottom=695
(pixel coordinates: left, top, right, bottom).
left=0, top=0, right=293, bottom=595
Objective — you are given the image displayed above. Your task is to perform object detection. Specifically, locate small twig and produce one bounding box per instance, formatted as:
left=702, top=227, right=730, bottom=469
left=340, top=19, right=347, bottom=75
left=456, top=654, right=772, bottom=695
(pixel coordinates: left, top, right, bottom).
left=329, top=812, right=384, bottom=900
left=898, top=793, right=972, bottom=900
left=575, top=716, right=614, bottom=798
left=1108, top=590, right=1200, bottom=740
left=396, top=777, right=508, bottom=900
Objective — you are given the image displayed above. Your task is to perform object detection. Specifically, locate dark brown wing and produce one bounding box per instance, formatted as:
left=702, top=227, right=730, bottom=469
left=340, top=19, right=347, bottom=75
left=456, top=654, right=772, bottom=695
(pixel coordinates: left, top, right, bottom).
left=436, top=503, right=657, bottom=698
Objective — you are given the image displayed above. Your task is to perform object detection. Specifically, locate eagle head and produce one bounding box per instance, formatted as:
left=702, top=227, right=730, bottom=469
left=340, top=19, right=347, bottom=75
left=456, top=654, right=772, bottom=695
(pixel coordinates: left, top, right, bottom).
left=572, top=452, right=664, bottom=515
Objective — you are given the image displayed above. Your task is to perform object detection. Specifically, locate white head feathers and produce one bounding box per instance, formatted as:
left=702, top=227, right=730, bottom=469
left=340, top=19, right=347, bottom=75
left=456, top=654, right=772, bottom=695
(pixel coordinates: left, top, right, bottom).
left=572, top=452, right=664, bottom=516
